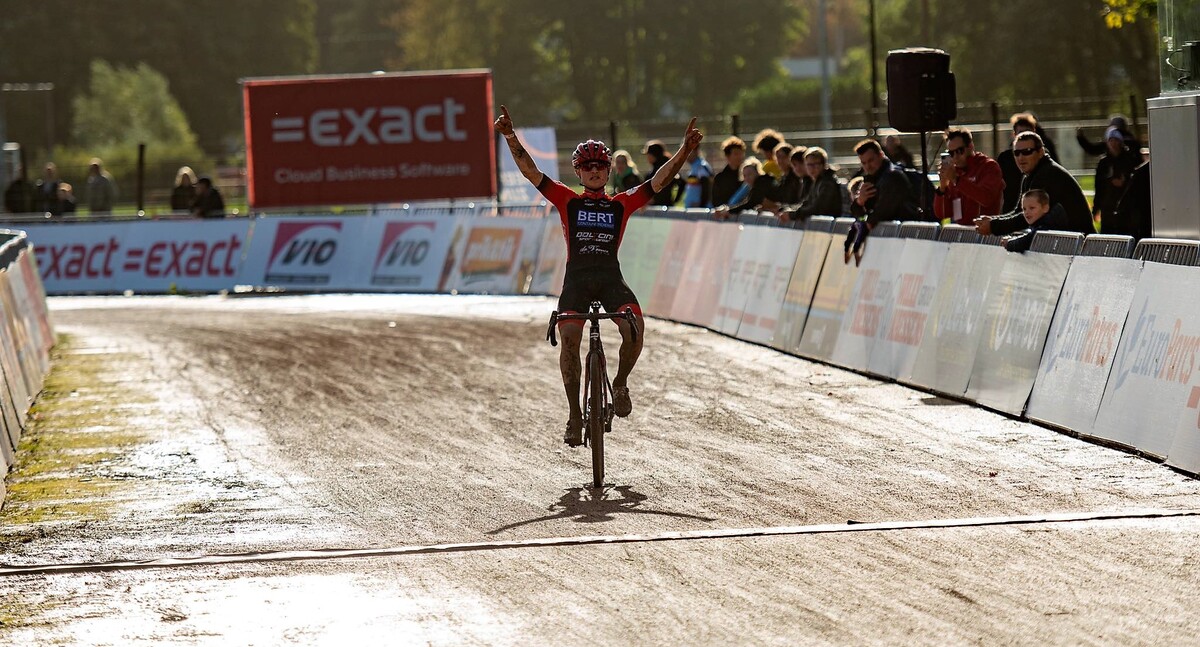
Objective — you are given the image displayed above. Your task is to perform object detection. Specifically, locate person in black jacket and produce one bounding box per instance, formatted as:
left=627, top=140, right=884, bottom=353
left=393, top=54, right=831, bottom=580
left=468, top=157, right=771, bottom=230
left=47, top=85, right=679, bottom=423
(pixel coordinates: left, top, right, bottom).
left=711, top=136, right=746, bottom=208
left=1092, top=127, right=1142, bottom=228
left=1106, top=160, right=1151, bottom=240
left=783, top=146, right=843, bottom=223
left=1076, top=115, right=1141, bottom=157
left=850, top=138, right=917, bottom=226
left=643, top=139, right=685, bottom=206
left=975, top=132, right=1092, bottom=238
left=1001, top=189, right=1071, bottom=252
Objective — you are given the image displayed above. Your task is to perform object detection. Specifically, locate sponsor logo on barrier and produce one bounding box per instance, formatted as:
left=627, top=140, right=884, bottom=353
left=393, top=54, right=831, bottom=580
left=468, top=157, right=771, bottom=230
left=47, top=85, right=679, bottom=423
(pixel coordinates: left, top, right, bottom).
left=849, top=269, right=884, bottom=337
left=41, top=235, right=243, bottom=280
left=987, top=286, right=1057, bottom=352
left=1112, top=299, right=1200, bottom=389
left=886, top=273, right=936, bottom=346
left=267, top=221, right=343, bottom=284
left=460, top=227, right=520, bottom=279
left=372, top=221, right=435, bottom=287
left=1043, top=301, right=1122, bottom=373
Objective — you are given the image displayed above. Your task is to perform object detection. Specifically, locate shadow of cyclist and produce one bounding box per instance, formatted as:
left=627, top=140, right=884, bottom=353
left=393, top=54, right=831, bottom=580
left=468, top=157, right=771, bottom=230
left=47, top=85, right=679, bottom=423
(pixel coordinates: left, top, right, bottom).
left=486, top=485, right=716, bottom=535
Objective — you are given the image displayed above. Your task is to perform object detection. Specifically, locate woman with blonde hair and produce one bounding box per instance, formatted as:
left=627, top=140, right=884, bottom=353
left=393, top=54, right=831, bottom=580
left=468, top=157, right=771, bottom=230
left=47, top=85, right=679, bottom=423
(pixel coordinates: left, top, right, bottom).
left=172, top=166, right=197, bottom=212
left=609, top=150, right=642, bottom=192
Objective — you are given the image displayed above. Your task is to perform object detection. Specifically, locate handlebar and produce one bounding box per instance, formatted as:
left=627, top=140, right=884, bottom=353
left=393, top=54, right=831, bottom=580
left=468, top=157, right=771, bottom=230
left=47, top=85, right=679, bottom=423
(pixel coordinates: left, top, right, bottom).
left=546, top=307, right=639, bottom=347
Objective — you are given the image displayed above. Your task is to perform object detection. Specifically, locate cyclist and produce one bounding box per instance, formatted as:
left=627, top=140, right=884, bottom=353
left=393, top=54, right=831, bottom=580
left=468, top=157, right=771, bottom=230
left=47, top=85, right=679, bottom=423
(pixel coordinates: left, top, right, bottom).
left=494, top=105, right=702, bottom=446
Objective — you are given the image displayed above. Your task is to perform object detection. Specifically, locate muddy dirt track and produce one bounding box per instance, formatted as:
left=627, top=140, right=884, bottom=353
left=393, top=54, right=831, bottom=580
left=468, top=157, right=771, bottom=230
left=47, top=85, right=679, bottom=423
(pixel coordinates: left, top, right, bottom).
left=3, top=294, right=1200, bottom=645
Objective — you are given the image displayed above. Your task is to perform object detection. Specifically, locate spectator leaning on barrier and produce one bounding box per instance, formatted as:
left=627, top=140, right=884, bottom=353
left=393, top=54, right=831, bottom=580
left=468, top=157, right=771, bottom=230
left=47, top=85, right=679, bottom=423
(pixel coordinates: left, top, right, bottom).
left=36, top=163, right=60, bottom=214
left=610, top=150, right=642, bottom=193
left=996, top=112, right=1039, bottom=212
left=643, top=139, right=685, bottom=207
left=683, top=147, right=713, bottom=208
left=769, top=143, right=806, bottom=207
left=1092, top=127, right=1142, bottom=229
left=784, top=146, right=843, bottom=224
left=4, top=165, right=36, bottom=214
left=1000, top=189, right=1072, bottom=253
left=85, top=158, right=117, bottom=215
left=712, top=136, right=746, bottom=208
left=715, top=156, right=772, bottom=217
left=934, top=126, right=1004, bottom=225
left=752, top=128, right=785, bottom=179
left=975, top=132, right=1093, bottom=238
left=172, top=166, right=198, bottom=212
left=850, top=138, right=918, bottom=226
left=191, top=177, right=226, bottom=218
left=1107, top=158, right=1151, bottom=240
left=57, top=183, right=77, bottom=215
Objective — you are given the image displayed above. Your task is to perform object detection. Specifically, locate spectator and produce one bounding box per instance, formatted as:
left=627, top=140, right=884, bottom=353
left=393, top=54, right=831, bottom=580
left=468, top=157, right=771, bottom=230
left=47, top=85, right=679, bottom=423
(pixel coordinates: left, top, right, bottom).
left=36, top=163, right=61, bottom=214
left=610, top=150, right=642, bottom=193
left=768, top=143, right=805, bottom=207
left=1000, top=189, right=1073, bottom=253
left=4, top=165, right=36, bottom=214
left=883, top=134, right=916, bottom=169
left=172, top=166, right=198, bottom=212
left=934, top=126, right=1004, bottom=225
left=57, top=183, right=77, bottom=215
left=682, top=147, right=713, bottom=208
left=850, top=138, right=919, bottom=227
left=711, top=136, right=746, bottom=208
left=642, top=139, right=684, bottom=206
left=190, top=177, right=226, bottom=218
left=1106, top=159, right=1151, bottom=240
left=1077, top=114, right=1141, bottom=157
left=85, top=157, right=117, bottom=214
left=784, top=146, right=844, bottom=223
left=975, top=132, right=1092, bottom=238
left=715, top=157, right=772, bottom=217
left=751, top=128, right=785, bottom=179
left=1091, top=126, right=1142, bottom=229
left=996, top=112, right=1039, bottom=212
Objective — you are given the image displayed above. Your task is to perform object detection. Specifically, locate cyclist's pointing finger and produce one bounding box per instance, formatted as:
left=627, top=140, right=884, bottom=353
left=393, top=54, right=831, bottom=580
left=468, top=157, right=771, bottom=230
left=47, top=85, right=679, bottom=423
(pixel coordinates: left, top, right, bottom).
left=500, top=105, right=511, bottom=119
left=685, top=117, right=697, bottom=133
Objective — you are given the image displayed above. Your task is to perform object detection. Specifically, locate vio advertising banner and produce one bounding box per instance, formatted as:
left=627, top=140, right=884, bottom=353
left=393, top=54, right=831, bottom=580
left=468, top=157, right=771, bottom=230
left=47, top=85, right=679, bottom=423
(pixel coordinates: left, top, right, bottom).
left=965, top=251, right=1072, bottom=416
left=354, top=218, right=459, bottom=292
left=243, top=70, right=496, bottom=208
left=771, top=231, right=832, bottom=353
left=442, top=217, right=545, bottom=294
left=1026, top=256, right=1142, bottom=434
left=239, top=217, right=370, bottom=290
left=499, top=127, right=558, bottom=204
left=1093, top=262, right=1200, bottom=458
left=26, top=220, right=252, bottom=294
left=867, top=239, right=949, bottom=381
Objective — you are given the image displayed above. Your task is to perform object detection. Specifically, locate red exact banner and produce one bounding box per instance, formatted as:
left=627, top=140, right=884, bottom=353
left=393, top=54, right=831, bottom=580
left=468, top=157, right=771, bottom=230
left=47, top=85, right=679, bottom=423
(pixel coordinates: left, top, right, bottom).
left=243, top=70, right=496, bottom=208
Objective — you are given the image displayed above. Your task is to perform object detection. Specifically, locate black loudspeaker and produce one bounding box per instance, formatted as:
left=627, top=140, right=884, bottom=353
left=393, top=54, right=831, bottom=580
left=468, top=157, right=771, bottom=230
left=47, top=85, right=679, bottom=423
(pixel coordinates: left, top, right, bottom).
left=886, top=48, right=957, bottom=132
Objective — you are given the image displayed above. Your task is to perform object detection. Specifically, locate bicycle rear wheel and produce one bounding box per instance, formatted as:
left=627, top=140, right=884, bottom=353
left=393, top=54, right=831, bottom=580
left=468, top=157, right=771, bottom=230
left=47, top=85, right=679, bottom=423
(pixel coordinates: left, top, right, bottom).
left=587, top=352, right=605, bottom=488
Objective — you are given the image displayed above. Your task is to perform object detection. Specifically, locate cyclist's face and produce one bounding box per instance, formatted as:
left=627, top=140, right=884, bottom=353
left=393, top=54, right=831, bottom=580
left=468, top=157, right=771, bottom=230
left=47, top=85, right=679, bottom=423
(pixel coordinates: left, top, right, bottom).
left=575, top=162, right=610, bottom=190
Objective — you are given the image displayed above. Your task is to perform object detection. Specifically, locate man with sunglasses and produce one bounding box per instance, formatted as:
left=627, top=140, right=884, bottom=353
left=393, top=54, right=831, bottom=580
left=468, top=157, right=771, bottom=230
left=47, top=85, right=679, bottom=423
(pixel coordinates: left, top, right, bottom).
left=934, top=127, right=1003, bottom=225
left=494, top=105, right=703, bottom=446
left=974, top=131, right=1092, bottom=238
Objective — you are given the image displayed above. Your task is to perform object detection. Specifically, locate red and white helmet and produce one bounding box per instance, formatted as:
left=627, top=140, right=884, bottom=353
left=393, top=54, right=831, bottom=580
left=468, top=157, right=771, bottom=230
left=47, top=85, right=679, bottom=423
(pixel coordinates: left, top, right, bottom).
left=571, top=139, right=611, bottom=168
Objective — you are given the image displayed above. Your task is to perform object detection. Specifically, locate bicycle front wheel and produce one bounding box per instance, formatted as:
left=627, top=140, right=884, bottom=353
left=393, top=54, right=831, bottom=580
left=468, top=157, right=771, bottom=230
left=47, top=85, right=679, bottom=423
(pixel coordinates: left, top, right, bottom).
left=587, top=352, right=605, bottom=488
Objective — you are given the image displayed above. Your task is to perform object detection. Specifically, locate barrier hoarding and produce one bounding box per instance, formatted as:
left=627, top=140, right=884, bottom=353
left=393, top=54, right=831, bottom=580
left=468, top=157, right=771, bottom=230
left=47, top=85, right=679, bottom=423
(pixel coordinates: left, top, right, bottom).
left=796, top=240, right=860, bottom=361
left=965, top=251, right=1073, bottom=415
left=238, top=217, right=370, bottom=290
left=771, top=232, right=832, bottom=353
left=243, top=70, right=496, bottom=208
left=620, top=216, right=674, bottom=302
left=26, top=221, right=252, bottom=295
left=909, top=243, right=1008, bottom=395
left=1026, top=256, right=1142, bottom=434
left=1093, top=262, right=1200, bottom=458
left=530, top=217, right=567, bottom=296
left=830, top=237, right=906, bottom=372
left=669, top=220, right=740, bottom=328
left=714, top=225, right=768, bottom=335
left=351, top=217, right=461, bottom=293
left=442, top=216, right=545, bottom=294
left=736, top=227, right=804, bottom=344
left=867, top=239, right=950, bottom=381
left=645, top=220, right=697, bottom=318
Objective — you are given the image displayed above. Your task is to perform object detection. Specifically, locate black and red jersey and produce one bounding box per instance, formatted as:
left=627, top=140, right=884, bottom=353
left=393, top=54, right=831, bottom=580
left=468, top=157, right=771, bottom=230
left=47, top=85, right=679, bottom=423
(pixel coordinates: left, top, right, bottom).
left=538, top=176, right=654, bottom=275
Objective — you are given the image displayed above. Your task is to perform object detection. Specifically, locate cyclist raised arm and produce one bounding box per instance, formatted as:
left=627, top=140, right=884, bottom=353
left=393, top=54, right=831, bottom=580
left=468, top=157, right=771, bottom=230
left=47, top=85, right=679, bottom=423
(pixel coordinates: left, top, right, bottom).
left=496, top=106, right=703, bottom=446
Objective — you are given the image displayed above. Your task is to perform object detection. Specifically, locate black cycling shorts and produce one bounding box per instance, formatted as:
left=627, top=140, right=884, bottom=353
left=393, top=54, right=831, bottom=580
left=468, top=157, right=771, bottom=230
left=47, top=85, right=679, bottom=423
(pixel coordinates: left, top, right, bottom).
left=557, top=269, right=640, bottom=318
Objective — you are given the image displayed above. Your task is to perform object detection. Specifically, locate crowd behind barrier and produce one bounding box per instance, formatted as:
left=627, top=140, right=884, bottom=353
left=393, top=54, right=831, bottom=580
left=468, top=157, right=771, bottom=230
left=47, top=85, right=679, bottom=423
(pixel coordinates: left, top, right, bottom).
left=12, top=204, right=1200, bottom=480
left=0, top=230, right=56, bottom=511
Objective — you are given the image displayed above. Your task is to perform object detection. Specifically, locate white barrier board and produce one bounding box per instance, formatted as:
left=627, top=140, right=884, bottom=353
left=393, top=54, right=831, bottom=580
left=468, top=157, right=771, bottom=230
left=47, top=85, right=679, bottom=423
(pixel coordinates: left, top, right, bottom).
left=736, top=227, right=804, bottom=344
left=797, top=240, right=860, bottom=361
left=351, top=217, right=461, bottom=293
left=714, top=225, right=767, bottom=335
left=1026, top=256, right=1142, bottom=434
left=771, top=232, right=831, bottom=353
left=443, top=216, right=546, bottom=295
left=530, top=218, right=567, bottom=296
left=831, top=236, right=906, bottom=372
left=966, top=251, right=1073, bottom=415
left=868, top=239, right=950, bottom=381
left=909, top=243, right=1008, bottom=396
left=239, top=217, right=371, bottom=290
left=1094, top=262, right=1200, bottom=458
left=619, top=216, right=673, bottom=303
left=669, top=220, right=740, bottom=328
left=646, top=221, right=697, bottom=318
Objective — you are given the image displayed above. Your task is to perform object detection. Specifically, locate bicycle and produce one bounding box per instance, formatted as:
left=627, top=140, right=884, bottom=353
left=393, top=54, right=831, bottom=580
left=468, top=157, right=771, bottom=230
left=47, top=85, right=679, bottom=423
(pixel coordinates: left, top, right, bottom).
left=547, top=301, right=639, bottom=488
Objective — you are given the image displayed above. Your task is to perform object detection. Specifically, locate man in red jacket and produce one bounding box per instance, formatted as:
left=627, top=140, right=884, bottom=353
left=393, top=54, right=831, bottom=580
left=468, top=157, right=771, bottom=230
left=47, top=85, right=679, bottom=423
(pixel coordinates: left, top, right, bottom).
left=933, top=127, right=1004, bottom=225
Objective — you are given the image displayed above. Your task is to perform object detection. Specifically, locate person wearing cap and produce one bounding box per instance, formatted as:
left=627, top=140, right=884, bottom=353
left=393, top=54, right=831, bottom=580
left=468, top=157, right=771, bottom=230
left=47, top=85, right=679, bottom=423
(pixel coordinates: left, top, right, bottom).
left=1091, top=125, right=1142, bottom=230
left=642, top=139, right=685, bottom=207
left=1076, top=115, right=1141, bottom=157
left=190, top=176, right=226, bottom=218
left=975, top=131, right=1093, bottom=238
left=494, top=104, right=702, bottom=446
